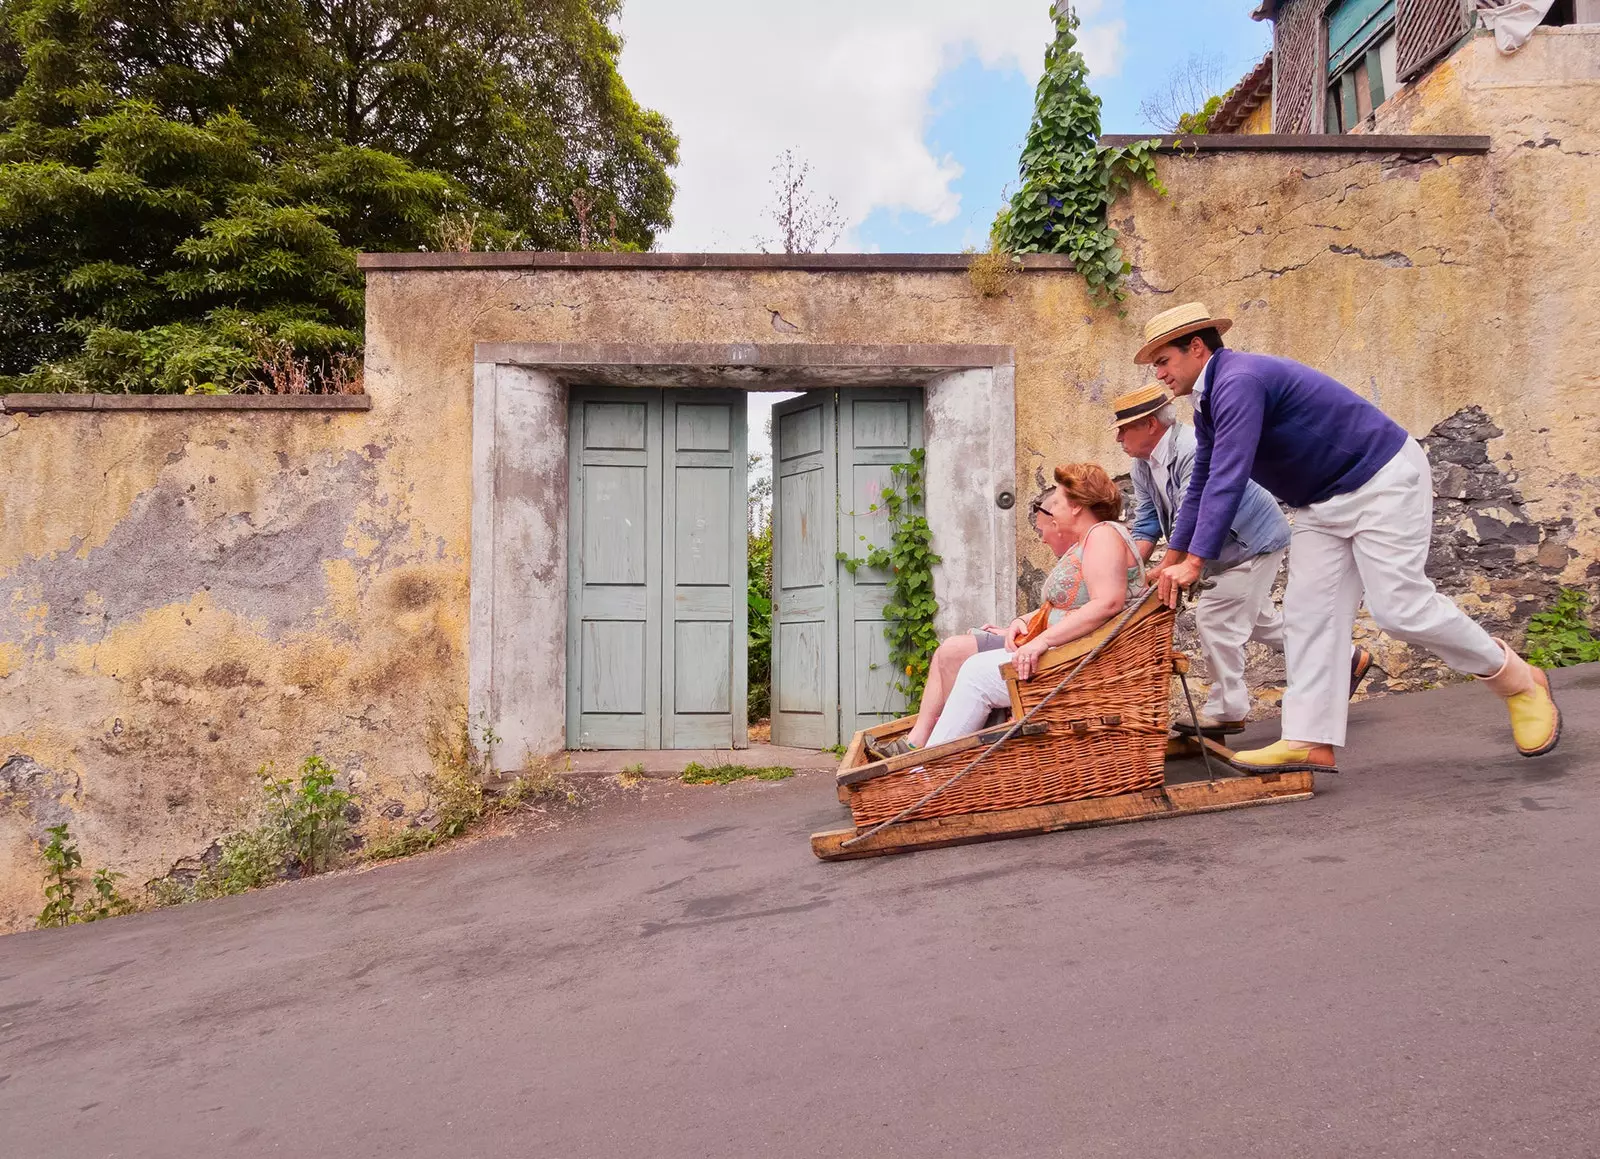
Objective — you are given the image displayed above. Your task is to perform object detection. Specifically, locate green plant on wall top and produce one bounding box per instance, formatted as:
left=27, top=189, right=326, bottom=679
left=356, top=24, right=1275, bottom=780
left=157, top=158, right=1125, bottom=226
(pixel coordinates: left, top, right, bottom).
left=991, top=1, right=1164, bottom=302
left=1177, top=94, right=1225, bottom=135
left=837, top=449, right=942, bottom=702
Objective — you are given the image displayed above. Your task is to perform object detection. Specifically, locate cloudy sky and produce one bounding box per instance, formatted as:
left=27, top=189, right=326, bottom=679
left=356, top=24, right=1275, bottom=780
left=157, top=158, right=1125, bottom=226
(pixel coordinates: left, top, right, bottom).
left=618, top=0, right=1273, bottom=253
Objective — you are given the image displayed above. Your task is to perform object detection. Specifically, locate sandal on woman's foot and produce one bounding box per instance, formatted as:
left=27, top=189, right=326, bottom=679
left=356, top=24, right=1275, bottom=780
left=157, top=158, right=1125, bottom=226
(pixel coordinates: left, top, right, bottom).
left=863, top=736, right=916, bottom=762
left=1174, top=714, right=1246, bottom=737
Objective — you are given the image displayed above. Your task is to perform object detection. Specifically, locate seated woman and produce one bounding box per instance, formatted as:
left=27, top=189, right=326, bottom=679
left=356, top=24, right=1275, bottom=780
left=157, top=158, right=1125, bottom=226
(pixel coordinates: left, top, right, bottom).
left=868, top=462, right=1145, bottom=759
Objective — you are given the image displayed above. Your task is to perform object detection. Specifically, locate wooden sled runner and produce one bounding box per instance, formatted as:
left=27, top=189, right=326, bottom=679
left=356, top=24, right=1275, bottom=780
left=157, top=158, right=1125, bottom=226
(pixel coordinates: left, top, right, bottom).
left=812, top=592, right=1314, bottom=861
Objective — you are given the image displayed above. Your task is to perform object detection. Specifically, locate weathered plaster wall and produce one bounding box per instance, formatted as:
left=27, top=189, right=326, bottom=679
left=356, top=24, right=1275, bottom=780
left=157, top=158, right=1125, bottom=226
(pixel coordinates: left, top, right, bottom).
left=3, top=29, right=1595, bottom=929
left=0, top=404, right=469, bottom=930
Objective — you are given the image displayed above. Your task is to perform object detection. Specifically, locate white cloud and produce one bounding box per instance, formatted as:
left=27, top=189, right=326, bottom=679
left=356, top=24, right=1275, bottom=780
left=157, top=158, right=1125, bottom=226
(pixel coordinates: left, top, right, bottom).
left=617, top=0, right=1126, bottom=251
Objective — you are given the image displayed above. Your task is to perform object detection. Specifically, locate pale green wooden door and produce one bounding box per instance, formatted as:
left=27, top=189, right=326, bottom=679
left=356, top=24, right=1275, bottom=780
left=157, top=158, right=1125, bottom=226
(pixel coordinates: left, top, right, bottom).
left=771, top=389, right=923, bottom=748
left=770, top=393, right=839, bottom=748
left=567, top=388, right=746, bottom=750
left=567, top=390, right=662, bottom=749
left=838, top=390, right=924, bottom=738
left=663, top=392, right=748, bottom=747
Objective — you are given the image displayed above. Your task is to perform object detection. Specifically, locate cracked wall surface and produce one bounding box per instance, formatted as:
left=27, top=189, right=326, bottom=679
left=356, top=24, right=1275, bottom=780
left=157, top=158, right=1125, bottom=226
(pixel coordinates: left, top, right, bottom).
left=0, top=407, right=468, bottom=931
left=2, top=29, right=1595, bottom=931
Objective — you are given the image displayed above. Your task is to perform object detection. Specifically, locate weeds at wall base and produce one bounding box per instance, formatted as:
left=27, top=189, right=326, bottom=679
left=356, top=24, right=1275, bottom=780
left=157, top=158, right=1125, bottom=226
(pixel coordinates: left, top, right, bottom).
left=682, top=762, right=795, bottom=785
left=44, top=718, right=584, bottom=924
left=36, top=824, right=135, bottom=928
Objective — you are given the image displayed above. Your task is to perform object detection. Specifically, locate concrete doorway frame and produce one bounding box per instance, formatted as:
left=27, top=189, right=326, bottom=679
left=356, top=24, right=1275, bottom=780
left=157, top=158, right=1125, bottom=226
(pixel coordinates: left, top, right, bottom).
left=469, top=342, right=1017, bottom=765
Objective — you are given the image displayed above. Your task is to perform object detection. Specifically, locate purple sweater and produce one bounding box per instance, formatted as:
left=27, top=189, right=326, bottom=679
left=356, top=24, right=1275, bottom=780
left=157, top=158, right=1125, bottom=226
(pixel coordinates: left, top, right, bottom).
left=1170, top=349, right=1408, bottom=561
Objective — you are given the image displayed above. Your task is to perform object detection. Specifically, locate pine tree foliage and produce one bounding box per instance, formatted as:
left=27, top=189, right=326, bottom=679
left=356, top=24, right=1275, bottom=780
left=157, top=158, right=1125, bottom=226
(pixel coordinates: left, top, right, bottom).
left=0, top=0, right=678, bottom=392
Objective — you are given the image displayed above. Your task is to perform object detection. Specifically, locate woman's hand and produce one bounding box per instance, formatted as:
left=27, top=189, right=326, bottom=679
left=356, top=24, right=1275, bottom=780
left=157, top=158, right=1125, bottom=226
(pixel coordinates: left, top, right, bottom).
left=1013, top=637, right=1049, bottom=680
left=1001, top=616, right=1029, bottom=651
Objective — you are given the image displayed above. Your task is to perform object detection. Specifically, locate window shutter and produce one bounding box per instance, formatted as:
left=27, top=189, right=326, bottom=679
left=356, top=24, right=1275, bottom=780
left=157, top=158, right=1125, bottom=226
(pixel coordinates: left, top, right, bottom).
left=1272, top=0, right=1324, bottom=133
left=1396, top=0, right=1471, bottom=80
left=1327, top=0, right=1396, bottom=76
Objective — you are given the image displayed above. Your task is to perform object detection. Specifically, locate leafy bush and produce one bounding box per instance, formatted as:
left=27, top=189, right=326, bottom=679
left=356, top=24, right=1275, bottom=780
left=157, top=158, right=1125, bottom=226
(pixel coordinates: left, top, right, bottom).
left=36, top=824, right=135, bottom=928
left=263, top=757, right=352, bottom=875
left=1525, top=588, right=1600, bottom=669
left=151, top=756, right=353, bottom=903
left=748, top=518, right=774, bottom=722
left=837, top=449, right=942, bottom=701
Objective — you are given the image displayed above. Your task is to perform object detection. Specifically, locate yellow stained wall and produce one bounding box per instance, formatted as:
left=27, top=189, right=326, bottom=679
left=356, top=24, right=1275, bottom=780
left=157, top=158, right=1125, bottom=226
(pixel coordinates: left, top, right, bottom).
left=1240, top=98, right=1273, bottom=135
left=1, top=29, right=1596, bottom=931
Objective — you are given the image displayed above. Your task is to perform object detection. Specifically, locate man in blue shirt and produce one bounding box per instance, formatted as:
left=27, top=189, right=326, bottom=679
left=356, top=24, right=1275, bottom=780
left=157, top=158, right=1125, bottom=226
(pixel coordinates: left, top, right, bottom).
left=1114, top=384, right=1372, bottom=732
left=1136, top=302, right=1560, bottom=772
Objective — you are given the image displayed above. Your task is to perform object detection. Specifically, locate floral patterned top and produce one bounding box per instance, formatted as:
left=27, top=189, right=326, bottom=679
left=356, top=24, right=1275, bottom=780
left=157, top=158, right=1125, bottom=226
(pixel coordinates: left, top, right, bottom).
left=1041, top=522, right=1146, bottom=625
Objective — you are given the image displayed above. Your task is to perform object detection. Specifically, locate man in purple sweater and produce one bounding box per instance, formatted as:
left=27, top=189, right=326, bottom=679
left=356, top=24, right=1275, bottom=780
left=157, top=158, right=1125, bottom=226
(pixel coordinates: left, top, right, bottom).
left=1136, top=302, right=1560, bottom=772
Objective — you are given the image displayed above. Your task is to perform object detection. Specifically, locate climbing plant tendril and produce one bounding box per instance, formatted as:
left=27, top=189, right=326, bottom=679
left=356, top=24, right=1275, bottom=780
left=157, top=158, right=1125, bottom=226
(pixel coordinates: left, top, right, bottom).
left=992, top=1, right=1165, bottom=302
left=837, top=449, right=942, bottom=703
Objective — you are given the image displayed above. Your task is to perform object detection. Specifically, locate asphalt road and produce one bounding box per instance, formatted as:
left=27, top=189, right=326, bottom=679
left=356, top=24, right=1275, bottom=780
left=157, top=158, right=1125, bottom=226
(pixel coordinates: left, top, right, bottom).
left=3, top=669, right=1598, bottom=1159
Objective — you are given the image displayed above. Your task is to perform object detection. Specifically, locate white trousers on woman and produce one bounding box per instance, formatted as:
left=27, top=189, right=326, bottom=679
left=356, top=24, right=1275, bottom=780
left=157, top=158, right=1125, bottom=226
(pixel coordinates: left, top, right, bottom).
left=1280, top=438, right=1504, bottom=747
left=925, top=649, right=1013, bottom=749
left=1195, top=548, right=1286, bottom=722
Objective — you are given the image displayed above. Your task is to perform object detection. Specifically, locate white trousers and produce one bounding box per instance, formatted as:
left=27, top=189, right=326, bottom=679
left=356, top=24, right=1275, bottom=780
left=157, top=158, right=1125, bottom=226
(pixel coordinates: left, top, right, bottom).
left=1281, top=438, right=1504, bottom=747
left=926, top=649, right=1012, bottom=749
left=1195, top=548, right=1286, bottom=721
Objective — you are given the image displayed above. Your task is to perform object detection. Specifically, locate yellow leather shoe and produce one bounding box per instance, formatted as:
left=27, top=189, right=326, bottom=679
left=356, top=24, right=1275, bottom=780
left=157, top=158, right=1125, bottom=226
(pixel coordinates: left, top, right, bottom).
left=1505, top=668, right=1562, bottom=757
left=1229, top=740, right=1338, bottom=774
left=1479, top=638, right=1562, bottom=757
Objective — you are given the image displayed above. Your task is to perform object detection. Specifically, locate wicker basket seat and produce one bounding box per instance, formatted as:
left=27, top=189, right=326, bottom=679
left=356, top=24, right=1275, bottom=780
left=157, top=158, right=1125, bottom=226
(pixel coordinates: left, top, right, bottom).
left=836, top=592, right=1178, bottom=828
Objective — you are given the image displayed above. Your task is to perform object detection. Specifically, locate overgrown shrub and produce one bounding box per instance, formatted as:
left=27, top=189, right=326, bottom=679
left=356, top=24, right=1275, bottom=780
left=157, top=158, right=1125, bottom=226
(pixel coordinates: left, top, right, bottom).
left=36, top=824, right=135, bottom=928
left=1526, top=588, right=1600, bottom=669
left=748, top=519, right=774, bottom=722
left=150, top=756, right=352, bottom=904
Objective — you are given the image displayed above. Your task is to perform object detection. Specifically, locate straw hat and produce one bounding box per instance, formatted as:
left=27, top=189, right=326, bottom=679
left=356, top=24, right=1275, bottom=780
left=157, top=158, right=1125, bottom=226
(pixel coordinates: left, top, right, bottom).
left=1110, top=384, right=1172, bottom=428
left=1134, top=301, right=1233, bottom=365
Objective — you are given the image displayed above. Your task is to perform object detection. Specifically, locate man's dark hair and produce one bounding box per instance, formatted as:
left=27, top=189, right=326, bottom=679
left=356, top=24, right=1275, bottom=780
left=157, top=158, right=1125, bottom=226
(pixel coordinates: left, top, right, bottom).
left=1167, top=327, right=1225, bottom=356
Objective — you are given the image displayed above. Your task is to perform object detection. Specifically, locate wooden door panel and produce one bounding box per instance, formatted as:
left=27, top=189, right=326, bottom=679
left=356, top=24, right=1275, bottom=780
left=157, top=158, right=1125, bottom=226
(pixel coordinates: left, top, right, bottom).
left=584, top=401, right=649, bottom=449
left=567, top=390, right=662, bottom=750
left=770, top=393, right=839, bottom=748
left=838, top=390, right=924, bottom=738
left=579, top=621, right=648, bottom=712
left=662, top=390, right=746, bottom=749
left=777, top=469, right=830, bottom=588
left=850, top=621, right=900, bottom=717
left=674, top=621, right=733, bottom=712
left=580, top=465, right=649, bottom=584
left=776, top=621, right=826, bottom=714
left=672, top=467, right=732, bottom=586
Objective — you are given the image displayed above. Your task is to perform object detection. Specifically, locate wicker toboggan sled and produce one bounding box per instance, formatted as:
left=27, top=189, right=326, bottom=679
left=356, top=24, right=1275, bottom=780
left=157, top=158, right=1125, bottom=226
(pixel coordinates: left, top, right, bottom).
left=811, top=589, right=1316, bottom=860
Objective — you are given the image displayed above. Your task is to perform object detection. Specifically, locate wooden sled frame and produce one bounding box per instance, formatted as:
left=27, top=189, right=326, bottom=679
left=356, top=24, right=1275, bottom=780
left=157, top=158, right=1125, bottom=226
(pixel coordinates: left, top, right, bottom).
left=812, top=768, right=1313, bottom=860
left=812, top=603, right=1315, bottom=860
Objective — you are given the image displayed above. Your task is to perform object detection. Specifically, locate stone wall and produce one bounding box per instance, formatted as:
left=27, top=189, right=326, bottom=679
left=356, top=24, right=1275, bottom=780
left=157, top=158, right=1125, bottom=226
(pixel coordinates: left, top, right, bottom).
left=2, top=26, right=1597, bottom=930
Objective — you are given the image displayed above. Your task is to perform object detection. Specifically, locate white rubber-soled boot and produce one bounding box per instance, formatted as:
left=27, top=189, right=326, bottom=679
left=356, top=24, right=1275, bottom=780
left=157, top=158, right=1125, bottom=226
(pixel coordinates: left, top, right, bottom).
left=1478, top=638, right=1561, bottom=757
